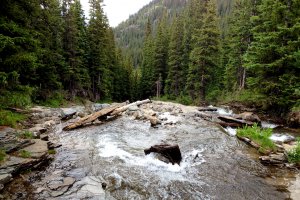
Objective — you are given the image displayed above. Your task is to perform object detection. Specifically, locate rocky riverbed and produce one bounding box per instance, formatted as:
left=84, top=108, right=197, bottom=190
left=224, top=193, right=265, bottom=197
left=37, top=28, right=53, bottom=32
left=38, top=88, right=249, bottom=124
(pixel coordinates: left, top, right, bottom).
left=1, top=101, right=300, bottom=199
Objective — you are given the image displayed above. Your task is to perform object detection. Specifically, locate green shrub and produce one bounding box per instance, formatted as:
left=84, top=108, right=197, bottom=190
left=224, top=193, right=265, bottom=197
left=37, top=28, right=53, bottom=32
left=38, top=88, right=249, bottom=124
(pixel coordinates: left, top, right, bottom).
left=40, top=91, right=67, bottom=108
left=0, top=110, right=26, bottom=127
left=19, top=150, right=31, bottom=158
left=237, top=124, right=276, bottom=154
left=0, top=86, right=35, bottom=109
left=287, top=138, right=300, bottom=163
left=48, top=149, right=56, bottom=154
left=176, top=95, right=193, bottom=105
left=0, top=150, right=6, bottom=162
left=18, top=131, right=34, bottom=139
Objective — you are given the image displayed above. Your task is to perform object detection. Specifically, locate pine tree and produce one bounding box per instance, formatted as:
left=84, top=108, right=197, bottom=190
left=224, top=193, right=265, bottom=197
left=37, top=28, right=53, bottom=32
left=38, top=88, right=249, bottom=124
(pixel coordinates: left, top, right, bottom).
left=62, top=0, right=90, bottom=98
left=139, top=20, right=155, bottom=99
left=223, top=0, right=258, bottom=91
left=152, top=14, right=169, bottom=95
left=0, top=0, right=41, bottom=88
left=244, top=0, right=300, bottom=110
left=165, top=15, right=185, bottom=97
left=87, top=0, right=111, bottom=101
left=186, top=0, right=221, bottom=103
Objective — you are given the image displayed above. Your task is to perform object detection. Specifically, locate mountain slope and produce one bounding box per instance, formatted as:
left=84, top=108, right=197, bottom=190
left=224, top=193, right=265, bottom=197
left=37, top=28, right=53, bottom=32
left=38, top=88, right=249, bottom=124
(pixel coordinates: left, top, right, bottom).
left=114, top=0, right=188, bottom=67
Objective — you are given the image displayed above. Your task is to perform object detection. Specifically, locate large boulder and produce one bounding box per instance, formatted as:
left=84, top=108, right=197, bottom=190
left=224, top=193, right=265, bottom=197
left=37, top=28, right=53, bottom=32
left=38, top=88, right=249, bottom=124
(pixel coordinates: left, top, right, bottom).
left=144, top=144, right=182, bottom=165
left=287, top=111, right=300, bottom=128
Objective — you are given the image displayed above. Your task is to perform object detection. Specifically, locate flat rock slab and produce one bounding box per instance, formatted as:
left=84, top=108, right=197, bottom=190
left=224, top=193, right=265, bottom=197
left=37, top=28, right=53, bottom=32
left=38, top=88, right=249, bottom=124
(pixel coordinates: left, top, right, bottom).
left=23, top=139, right=49, bottom=158
left=76, top=176, right=105, bottom=199
left=0, top=174, right=12, bottom=185
left=0, top=156, right=35, bottom=175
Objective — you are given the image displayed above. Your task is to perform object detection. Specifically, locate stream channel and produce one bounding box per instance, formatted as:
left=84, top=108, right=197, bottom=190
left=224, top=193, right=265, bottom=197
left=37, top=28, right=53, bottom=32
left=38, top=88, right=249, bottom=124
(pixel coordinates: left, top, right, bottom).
left=27, top=103, right=300, bottom=199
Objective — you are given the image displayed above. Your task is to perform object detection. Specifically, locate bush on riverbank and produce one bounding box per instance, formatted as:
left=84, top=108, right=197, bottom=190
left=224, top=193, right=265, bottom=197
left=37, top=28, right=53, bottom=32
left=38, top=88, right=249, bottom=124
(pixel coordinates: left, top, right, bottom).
left=0, top=150, right=6, bottom=162
left=287, top=138, right=300, bottom=164
left=237, top=124, right=276, bottom=154
left=0, top=110, right=26, bottom=128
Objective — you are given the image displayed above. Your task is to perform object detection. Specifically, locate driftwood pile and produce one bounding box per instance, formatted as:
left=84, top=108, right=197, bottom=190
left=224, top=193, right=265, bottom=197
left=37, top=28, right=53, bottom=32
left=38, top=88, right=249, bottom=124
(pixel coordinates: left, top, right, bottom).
left=63, top=99, right=151, bottom=131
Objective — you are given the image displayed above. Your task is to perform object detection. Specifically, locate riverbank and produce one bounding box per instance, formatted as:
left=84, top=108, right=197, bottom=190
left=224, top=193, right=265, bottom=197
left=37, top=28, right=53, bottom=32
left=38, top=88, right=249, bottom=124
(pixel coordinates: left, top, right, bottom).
left=1, top=100, right=300, bottom=199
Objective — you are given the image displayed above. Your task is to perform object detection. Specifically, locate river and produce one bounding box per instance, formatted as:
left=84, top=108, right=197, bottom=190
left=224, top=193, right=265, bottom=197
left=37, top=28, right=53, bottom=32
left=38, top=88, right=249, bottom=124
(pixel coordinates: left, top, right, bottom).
left=29, top=102, right=299, bottom=199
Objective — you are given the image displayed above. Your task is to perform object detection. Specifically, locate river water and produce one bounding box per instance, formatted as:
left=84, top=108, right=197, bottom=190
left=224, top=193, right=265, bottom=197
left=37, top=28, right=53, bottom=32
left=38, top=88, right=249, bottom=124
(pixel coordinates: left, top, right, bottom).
left=30, top=103, right=300, bottom=200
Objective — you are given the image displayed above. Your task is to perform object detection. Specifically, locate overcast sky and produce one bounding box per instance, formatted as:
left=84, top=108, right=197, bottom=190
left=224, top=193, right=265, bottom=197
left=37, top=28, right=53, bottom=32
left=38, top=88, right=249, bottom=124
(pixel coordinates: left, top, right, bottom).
left=81, top=0, right=152, bottom=27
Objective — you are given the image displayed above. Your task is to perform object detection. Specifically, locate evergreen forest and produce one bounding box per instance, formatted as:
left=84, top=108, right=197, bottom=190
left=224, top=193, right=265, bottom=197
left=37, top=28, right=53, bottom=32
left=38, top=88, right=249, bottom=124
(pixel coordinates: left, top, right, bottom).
left=1, top=0, right=300, bottom=117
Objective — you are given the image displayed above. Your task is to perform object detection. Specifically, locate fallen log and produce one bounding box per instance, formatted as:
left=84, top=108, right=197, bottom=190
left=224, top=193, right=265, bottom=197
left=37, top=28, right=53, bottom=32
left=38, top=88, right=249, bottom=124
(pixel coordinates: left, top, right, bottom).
left=217, top=121, right=243, bottom=128
left=63, top=102, right=127, bottom=131
left=198, top=107, right=218, bottom=112
left=110, top=99, right=151, bottom=116
left=144, top=144, right=182, bottom=165
left=218, top=115, right=255, bottom=127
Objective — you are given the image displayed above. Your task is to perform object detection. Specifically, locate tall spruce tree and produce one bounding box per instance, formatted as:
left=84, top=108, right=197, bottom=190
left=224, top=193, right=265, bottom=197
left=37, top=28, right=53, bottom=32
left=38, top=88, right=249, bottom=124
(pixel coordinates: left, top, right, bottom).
left=186, top=0, right=221, bottom=103
left=152, top=14, right=169, bottom=95
left=165, top=15, right=185, bottom=97
left=139, top=20, right=155, bottom=99
left=244, top=0, right=300, bottom=111
left=223, top=0, right=258, bottom=91
left=87, top=0, right=111, bottom=100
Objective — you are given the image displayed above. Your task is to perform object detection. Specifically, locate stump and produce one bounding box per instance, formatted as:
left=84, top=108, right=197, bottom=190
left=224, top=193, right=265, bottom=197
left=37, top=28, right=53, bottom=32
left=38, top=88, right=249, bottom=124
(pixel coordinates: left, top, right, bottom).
left=144, top=144, right=182, bottom=165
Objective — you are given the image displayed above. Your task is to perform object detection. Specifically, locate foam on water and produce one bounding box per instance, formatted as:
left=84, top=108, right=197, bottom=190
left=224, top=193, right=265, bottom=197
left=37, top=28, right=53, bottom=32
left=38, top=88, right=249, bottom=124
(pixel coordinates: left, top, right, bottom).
left=97, top=134, right=205, bottom=173
left=224, top=127, right=237, bottom=136
left=158, top=112, right=181, bottom=125
left=270, top=134, right=295, bottom=143
left=261, top=121, right=278, bottom=129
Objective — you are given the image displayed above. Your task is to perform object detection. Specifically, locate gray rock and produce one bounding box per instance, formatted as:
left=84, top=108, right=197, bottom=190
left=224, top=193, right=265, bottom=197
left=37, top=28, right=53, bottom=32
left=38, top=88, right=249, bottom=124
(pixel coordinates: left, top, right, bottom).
left=128, top=105, right=139, bottom=111
left=0, top=174, right=12, bottom=185
left=92, top=103, right=110, bottom=112
left=23, top=139, right=49, bottom=158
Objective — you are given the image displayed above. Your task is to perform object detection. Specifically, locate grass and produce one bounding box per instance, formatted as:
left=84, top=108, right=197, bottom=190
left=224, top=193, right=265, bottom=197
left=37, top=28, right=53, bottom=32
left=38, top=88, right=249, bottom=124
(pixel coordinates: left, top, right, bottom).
left=0, top=150, right=7, bottom=162
left=287, top=138, right=300, bottom=163
left=19, top=150, right=31, bottom=158
left=48, top=149, right=56, bottom=154
left=0, top=110, right=26, bottom=128
left=237, top=124, right=276, bottom=154
left=17, top=131, right=34, bottom=139
left=153, top=94, right=193, bottom=106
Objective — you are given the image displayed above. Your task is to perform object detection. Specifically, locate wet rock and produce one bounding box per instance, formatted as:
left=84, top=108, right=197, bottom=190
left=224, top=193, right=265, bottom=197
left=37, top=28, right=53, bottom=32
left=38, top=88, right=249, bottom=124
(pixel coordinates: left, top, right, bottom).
left=60, top=108, right=77, bottom=120
left=92, top=103, right=110, bottom=112
left=149, top=116, right=161, bottom=127
left=40, top=134, right=49, bottom=141
left=43, top=120, right=56, bottom=128
left=47, top=177, right=75, bottom=190
left=234, top=112, right=261, bottom=124
left=23, top=139, right=48, bottom=159
left=144, top=144, right=182, bottom=165
left=128, top=105, right=139, bottom=111
left=260, top=153, right=287, bottom=165
left=218, top=115, right=255, bottom=127
left=287, top=111, right=300, bottom=128
left=28, top=126, right=47, bottom=138
left=76, top=176, right=106, bottom=199
left=0, top=174, right=12, bottom=185
left=47, top=142, right=62, bottom=150
left=0, top=156, right=38, bottom=175
left=133, top=110, right=144, bottom=120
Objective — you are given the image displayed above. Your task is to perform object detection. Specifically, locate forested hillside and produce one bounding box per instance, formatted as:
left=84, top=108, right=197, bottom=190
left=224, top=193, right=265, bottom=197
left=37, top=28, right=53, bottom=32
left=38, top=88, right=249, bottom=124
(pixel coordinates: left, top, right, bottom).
left=0, top=0, right=299, bottom=118
left=0, top=0, right=134, bottom=109
left=136, top=0, right=300, bottom=114
left=114, top=0, right=188, bottom=67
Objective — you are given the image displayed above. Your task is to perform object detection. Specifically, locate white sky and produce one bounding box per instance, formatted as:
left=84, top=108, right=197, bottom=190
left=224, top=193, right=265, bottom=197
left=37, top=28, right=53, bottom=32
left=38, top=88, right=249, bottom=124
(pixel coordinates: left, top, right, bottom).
left=81, top=0, right=152, bottom=27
